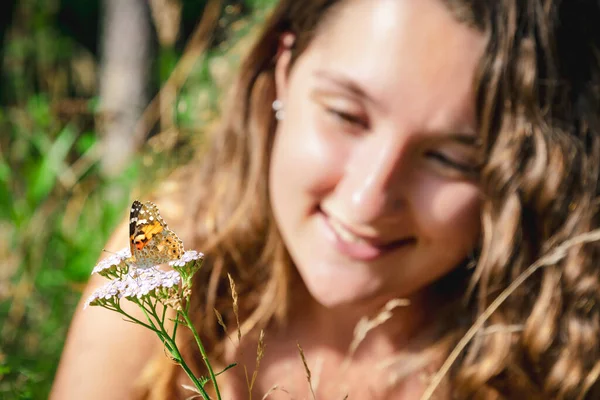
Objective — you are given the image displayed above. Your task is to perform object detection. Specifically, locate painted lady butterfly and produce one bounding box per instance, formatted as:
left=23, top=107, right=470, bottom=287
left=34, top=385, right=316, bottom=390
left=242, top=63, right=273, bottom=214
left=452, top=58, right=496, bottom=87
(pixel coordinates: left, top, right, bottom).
left=126, top=200, right=184, bottom=269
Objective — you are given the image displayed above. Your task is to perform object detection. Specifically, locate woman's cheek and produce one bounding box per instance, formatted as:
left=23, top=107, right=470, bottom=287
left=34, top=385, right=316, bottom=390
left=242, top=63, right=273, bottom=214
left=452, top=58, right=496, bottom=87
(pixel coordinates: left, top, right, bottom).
left=416, top=177, right=481, bottom=243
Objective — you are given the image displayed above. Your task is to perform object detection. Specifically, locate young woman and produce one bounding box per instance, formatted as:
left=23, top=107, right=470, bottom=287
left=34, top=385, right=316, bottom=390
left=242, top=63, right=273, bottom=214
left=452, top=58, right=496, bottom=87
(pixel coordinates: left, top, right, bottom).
left=52, top=0, right=600, bottom=398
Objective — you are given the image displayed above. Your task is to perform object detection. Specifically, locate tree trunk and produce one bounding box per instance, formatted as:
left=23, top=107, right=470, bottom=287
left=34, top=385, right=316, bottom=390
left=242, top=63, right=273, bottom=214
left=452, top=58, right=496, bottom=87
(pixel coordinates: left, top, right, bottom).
left=98, top=0, right=151, bottom=178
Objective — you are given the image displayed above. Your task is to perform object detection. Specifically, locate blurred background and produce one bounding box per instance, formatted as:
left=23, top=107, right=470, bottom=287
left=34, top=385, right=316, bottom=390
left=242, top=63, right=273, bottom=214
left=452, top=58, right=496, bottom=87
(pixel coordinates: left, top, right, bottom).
left=0, top=0, right=274, bottom=397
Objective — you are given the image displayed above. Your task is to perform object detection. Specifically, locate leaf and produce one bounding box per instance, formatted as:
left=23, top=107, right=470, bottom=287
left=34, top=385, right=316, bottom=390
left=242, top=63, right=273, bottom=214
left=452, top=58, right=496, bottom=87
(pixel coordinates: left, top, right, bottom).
left=27, top=124, right=77, bottom=204
left=0, top=363, right=11, bottom=376
left=0, top=157, right=10, bottom=184
left=75, top=131, right=97, bottom=154
left=215, top=363, right=237, bottom=377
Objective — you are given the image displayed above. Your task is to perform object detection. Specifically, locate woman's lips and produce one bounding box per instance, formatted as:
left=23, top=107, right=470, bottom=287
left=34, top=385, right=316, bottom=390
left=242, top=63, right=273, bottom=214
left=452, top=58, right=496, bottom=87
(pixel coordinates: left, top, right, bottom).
left=318, top=209, right=415, bottom=261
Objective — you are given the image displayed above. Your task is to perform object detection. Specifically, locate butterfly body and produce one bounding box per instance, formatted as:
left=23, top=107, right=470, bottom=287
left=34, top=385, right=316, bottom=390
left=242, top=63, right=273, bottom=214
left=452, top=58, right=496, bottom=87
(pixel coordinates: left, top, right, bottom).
left=126, top=200, right=184, bottom=269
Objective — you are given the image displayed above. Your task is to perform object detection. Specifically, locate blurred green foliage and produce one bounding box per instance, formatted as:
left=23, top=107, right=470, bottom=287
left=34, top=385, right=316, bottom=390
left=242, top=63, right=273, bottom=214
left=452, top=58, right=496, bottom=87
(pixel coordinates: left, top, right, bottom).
left=0, top=0, right=274, bottom=398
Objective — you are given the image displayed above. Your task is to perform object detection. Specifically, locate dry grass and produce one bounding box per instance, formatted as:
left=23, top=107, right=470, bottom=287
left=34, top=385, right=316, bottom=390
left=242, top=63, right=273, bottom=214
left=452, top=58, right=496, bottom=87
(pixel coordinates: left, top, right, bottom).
left=224, top=274, right=267, bottom=400
left=296, top=342, right=317, bottom=400
left=261, top=385, right=292, bottom=400
left=343, top=298, right=410, bottom=371
left=214, top=307, right=235, bottom=347
left=245, top=329, right=266, bottom=399
left=228, top=272, right=242, bottom=344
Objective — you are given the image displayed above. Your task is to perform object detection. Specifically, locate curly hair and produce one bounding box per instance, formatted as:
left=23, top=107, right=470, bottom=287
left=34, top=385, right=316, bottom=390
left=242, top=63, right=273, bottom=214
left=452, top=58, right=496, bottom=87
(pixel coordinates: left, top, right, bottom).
left=455, top=1, right=600, bottom=398
left=133, top=1, right=600, bottom=398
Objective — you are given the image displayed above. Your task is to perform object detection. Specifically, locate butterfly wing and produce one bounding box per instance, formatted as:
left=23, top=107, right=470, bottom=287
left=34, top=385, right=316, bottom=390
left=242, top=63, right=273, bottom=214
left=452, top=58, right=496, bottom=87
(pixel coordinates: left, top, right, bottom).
left=128, top=200, right=184, bottom=269
left=129, top=200, right=145, bottom=256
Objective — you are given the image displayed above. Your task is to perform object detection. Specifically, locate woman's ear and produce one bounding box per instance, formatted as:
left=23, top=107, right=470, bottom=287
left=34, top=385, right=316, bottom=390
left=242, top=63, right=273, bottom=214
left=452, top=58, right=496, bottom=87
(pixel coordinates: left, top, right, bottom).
left=274, top=33, right=296, bottom=101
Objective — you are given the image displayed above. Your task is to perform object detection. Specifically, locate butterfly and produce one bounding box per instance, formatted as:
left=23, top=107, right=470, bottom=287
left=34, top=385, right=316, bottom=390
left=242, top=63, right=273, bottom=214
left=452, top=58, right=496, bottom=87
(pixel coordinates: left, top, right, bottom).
left=125, top=200, right=184, bottom=269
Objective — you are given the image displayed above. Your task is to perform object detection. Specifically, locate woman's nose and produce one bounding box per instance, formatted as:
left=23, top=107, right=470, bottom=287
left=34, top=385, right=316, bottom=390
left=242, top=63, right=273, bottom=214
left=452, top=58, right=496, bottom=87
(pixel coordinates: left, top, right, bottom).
left=339, top=135, right=411, bottom=224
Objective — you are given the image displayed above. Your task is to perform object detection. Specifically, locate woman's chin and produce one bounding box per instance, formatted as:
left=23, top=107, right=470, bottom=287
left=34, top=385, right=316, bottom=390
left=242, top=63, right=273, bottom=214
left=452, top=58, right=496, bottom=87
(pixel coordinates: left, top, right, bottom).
left=297, top=261, right=384, bottom=309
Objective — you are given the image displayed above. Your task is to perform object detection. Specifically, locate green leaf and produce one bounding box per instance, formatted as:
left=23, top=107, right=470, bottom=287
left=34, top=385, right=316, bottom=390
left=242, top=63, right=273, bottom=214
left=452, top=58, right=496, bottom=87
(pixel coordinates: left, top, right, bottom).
left=75, top=131, right=97, bottom=154
left=26, top=125, right=77, bottom=204
left=0, top=176, right=12, bottom=220
left=199, top=376, right=210, bottom=387
left=0, top=160, right=10, bottom=184
left=0, top=364, right=11, bottom=376
left=215, top=363, right=237, bottom=377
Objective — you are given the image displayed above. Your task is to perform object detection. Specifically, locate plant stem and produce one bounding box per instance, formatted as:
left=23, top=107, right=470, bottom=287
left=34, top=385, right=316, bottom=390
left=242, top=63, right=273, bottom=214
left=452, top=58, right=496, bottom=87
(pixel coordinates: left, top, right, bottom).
left=144, top=303, right=211, bottom=399
left=114, top=301, right=210, bottom=399
left=115, top=306, right=160, bottom=333
left=181, top=310, right=222, bottom=400
left=163, top=333, right=210, bottom=399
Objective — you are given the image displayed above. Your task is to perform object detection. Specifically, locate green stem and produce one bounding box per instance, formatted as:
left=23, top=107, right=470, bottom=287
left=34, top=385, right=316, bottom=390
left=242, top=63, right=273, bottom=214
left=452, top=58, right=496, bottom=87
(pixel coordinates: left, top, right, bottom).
left=161, top=301, right=167, bottom=325
left=156, top=328, right=210, bottom=399
left=134, top=299, right=157, bottom=327
left=166, top=336, right=210, bottom=399
left=114, top=305, right=160, bottom=334
left=181, top=310, right=222, bottom=400
left=136, top=300, right=210, bottom=399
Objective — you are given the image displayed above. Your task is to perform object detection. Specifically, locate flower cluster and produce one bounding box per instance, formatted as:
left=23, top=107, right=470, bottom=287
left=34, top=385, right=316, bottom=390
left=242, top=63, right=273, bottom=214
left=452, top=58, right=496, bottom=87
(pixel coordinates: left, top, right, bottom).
left=84, top=268, right=181, bottom=308
left=85, top=248, right=204, bottom=309
left=169, top=250, right=204, bottom=267
left=169, top=250, right=204, bottom=284
left=91, top=247, right=131, bottom=278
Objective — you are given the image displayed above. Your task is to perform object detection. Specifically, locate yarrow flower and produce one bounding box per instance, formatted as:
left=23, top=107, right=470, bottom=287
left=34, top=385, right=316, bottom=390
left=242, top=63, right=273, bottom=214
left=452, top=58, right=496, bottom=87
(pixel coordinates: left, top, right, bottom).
left=87, top=247, right=203, bottom=309
left=84, top=268, right=181, bottom=308
left=83, top=279, right=127, bottom=308
left=168, top=250, right=204, bottom=283
left=169, top=250, right=204, bottom=267
left=91, top=247, right=131, bottom=277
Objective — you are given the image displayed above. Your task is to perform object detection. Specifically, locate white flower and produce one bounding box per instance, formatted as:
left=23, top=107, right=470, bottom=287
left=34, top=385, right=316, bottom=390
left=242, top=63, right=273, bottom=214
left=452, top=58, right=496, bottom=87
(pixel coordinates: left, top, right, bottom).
left=84, top=279, right=127, bottom=308
left=91, top=247, right=131, bottom=275
left=169, top=250, right=204, bottom=267
left=123, top=269, right=182, bottom=299
left=84, top=268, right=182, bottom=308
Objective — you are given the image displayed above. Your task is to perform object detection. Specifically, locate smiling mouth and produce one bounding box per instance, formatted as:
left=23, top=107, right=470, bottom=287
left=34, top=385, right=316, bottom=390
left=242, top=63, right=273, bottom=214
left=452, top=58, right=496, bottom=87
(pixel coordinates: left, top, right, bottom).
left=319, top=208, right=416, bottom=260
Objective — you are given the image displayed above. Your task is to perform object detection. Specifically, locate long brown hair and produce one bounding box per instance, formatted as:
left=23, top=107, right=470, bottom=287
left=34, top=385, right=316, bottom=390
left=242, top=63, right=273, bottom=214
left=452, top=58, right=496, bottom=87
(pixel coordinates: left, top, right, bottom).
left=136, top=1, right=600, bottom=398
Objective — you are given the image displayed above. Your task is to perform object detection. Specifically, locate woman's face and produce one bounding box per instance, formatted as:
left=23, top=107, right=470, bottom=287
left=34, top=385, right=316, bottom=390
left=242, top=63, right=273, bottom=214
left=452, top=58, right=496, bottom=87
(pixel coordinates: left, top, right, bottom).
left=269, top=0, right=486, bottom=308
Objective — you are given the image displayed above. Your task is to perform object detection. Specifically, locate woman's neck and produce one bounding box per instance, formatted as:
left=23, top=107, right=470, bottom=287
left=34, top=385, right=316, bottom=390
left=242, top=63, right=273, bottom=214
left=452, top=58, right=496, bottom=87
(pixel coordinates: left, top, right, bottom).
left=287, top=282, right=441, bottom=360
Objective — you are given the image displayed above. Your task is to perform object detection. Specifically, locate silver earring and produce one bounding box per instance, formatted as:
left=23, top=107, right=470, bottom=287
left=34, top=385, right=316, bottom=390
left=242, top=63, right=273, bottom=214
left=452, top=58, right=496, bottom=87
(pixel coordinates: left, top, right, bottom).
left=272, top=99, right=284, bottom=121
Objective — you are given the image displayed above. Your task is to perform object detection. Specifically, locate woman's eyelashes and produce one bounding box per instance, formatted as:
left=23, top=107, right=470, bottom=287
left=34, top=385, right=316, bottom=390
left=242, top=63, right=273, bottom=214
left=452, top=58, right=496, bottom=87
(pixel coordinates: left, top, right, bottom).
left=311, top=91, right=369, bottom=132
left=425, top=150, right=480, bottom=177
left=324, top=106, right=369, bottom=130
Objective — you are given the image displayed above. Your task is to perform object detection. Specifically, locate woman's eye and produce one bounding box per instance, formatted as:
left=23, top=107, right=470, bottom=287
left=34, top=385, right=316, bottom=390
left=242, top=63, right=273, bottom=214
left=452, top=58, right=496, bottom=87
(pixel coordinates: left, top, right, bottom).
left=325, top=107, right=369, bottom=129
left=425, top=151, right=479, bottom=177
